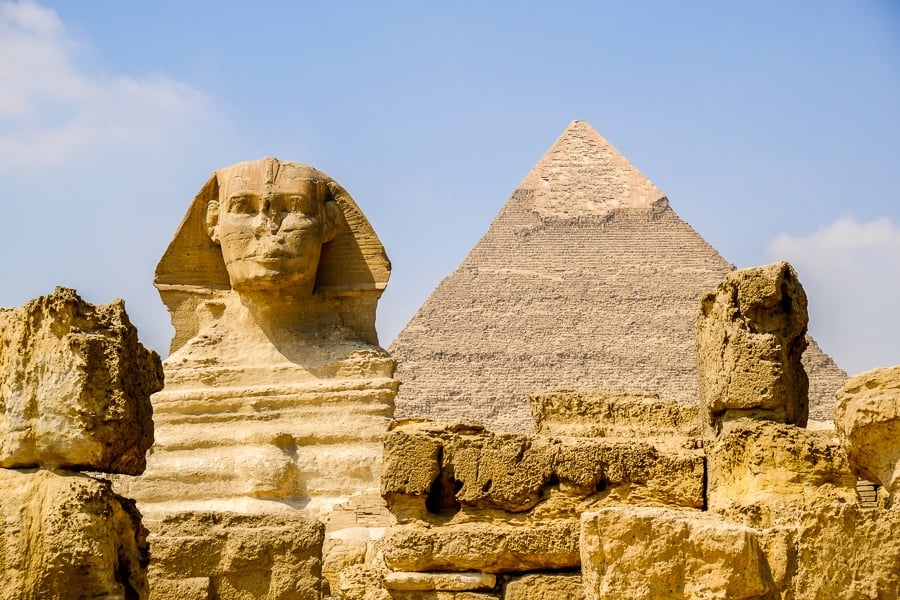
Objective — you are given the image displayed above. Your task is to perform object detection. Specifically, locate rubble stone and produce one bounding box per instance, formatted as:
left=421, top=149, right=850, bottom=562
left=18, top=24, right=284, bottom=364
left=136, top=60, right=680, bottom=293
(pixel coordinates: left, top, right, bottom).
left=0, top=468, right=149, bottom=599
left=834, top=365, right=900, bottom=503
left=0, top=287, right=162, bottom=474
left=696, top=262, right=809, bottom=430
left=580, top=507, right=776, bottom=600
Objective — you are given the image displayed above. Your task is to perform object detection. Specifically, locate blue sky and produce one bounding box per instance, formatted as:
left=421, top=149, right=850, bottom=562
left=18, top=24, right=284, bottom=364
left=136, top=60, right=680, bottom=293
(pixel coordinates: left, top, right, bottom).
left=1, top=1, right=898, bottom=374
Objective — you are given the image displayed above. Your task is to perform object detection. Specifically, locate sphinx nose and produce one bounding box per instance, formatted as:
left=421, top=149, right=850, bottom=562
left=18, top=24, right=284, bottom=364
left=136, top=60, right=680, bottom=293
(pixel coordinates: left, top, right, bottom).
left=253, top=211, right=281, bottom=235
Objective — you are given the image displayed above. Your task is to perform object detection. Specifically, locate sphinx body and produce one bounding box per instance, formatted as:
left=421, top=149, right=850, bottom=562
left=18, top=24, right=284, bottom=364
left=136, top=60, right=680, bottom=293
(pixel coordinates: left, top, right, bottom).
left=115, top=158, right=396, bottom=592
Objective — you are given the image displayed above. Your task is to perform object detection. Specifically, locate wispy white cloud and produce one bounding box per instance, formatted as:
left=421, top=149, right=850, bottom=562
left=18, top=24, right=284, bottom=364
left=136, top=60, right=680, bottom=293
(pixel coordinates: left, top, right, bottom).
left=767, top=217, right=900, bottom=374
left=0, top=0, right=213, bottom=168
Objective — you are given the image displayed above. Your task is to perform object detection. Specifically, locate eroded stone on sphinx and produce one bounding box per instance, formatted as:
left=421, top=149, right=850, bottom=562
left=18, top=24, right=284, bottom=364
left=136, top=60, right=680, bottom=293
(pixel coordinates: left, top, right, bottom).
left=0, top=286, right=162, bottom=474
left=834, top=365, right=900, bottom=506
left=126, top=158, right=398, bottom=596
left=696, top=261, right=810, bottom=431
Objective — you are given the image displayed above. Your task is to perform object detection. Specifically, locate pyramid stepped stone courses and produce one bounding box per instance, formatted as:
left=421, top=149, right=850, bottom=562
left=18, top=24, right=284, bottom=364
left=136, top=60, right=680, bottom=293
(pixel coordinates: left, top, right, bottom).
left=390, top=120, right=845, bottom=432
left=116, top=158, right=397, bottom=597
left=0, top=287, right=163, bottom=600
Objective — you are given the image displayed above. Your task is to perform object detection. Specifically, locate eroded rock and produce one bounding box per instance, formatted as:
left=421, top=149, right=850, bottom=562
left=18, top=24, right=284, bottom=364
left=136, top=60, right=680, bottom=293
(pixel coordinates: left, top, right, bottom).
left=0, top=287, right=162, bottom=474
left=503, top=573, right=584, bottom=600
left=580, top=507, right=777, bottom=600
left=0, top=468, right=149, bottom=599
left=148, top=511, right=324, bottom=600
left=696, top=262, right=809, bottom=430
left=707, top=419, right=856, bottom=526
left=381, top=519, right=581, bottom=573
left=834, top=365, right=900, bottom=504
left=530, top=390, right=699, bottom=438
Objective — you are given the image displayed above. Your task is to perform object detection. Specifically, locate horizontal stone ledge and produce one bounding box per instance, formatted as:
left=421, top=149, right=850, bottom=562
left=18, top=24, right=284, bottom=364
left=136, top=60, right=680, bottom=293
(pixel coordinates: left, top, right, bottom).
left=383, top=571, right=496, bottom=591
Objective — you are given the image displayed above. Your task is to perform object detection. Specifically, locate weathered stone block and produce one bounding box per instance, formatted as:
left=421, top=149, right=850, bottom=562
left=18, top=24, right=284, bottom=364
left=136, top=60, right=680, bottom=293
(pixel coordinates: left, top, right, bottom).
left=580, top=507, right=777, bottom=600
left=446, top=434, right=556, bottom=512
left=789, top=503, right=900, bottom=599
left=834, top=365, right=900, bottom=503
left=503, top=573, right=584, bottom=600
left=148, top=511, right=324, bottom=600
left=0, top=287, right=162, bottom=474
left=0, top=468, right=149, bottom=599
left=530, top=390, right=699, bottom=438
left=381, top=519, right=580, bottom=573
left=707, top=420, right=856, bottom=526
left=696, top=262, right=809, bottom=430
left=383, top=571, right=496, bottom=591
left=382, top=422, right=705, bottom=518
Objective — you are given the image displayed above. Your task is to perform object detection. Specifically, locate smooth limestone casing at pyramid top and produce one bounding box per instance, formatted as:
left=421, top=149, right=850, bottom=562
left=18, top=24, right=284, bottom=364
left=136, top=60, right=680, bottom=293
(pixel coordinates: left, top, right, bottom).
left=390, top=120, right=846, bottom=433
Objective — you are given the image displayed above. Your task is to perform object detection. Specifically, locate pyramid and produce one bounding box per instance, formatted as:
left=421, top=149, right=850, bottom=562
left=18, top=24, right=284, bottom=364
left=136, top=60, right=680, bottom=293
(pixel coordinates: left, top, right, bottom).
left=389, top=121, right=847, bottom=432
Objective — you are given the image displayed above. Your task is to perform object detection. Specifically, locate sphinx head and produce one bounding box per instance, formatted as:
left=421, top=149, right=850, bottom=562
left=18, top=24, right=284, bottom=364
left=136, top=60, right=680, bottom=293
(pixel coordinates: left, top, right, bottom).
left=204, top=158, right=342, bottom=297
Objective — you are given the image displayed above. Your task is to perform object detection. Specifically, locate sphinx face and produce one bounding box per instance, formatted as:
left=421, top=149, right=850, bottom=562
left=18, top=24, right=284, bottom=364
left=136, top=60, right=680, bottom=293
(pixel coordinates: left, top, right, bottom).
left=208, top=176, right=326, bottom=295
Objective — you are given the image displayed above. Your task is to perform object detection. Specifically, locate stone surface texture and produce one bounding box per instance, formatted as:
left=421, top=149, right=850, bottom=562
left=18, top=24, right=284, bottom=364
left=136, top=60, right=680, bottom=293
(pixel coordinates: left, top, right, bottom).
left=530, top=390, right=699, bottom=438
left=117, top=158, right=398, bottom=594
left=0, top=287, right=162, bottom=474
left=0, top=468, right=149, bottom=600
left=834, top=365, right=900, bottom=503
left=147, top=511, right=324, bottom=600
left=503, top=573, right=583, bottom=600
left=707, top=419, right=856, bottom=527
left=696, top=262, right=810, bottom=430
left=389, top=121, right=845, bottom=432
left=580, top=507, right=777, bottom=600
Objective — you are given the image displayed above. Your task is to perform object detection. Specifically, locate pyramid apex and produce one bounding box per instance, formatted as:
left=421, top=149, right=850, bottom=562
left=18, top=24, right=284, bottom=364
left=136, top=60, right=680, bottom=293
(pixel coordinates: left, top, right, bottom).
left=518, top=120, right=666, bottom=219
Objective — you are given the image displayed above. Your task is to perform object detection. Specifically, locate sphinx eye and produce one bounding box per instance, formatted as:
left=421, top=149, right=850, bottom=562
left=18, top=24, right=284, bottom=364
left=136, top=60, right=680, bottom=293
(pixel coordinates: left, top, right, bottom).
left=286, top=195, right=317, bottom=215
left=227, top=196, right=255, bottom=214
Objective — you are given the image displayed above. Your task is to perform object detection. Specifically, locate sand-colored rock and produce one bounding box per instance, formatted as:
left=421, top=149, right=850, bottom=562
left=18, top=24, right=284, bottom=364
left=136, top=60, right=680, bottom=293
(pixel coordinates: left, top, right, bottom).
left=696, top=262, right=810, bottom=430
left=148, top=511, right=324, bottom=600
left=834, top=365, right=900, bottom=503
left=531, top=390, right=699, bottom=438
left=0, top=468, right=149, bottom=600
left=788, top=503, right=900, bottom=599
left=383, top=571, right=496, bottom=591
left=0, top=287, right=162, bottom=474
left=381, top=519, right=581, bottom=573
left=707, top=419, right=856, bottom=526
left=580, top=507, right=776, bottom=600
left=382, top=421, right=704, bottom=522
left=503, top=573, right=583, bottom=600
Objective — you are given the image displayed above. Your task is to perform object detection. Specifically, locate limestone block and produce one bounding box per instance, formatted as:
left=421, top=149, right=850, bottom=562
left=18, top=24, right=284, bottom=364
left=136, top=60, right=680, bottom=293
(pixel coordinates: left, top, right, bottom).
left=385, top=593, right=498, bottom=600
left=530, top=390, right=699, bottom=438
left=503, top=573, right=584, bottom=600
left=789, top=503, right=900, bottom=599
left=383, top=571, right=496, bottom=591
left=382, top=428, right=442, bottom=499
left=555, top=439, right=705, bottom=508
left=834, top=365, right=900, bottom=503
left=580, top=507, right=776, bottom=600
left=0, top=468, right=149, bottom=600
left=445, top=434, right=556, bottom=512
left=148, top=511, right=324, bottom=600
left=383, top=422, right=705, bottom=520
left=0, top=287, right=162, bottom=474
left=707, top=420, right=856, bottom=526
left=696, top=262, right=809, bottom=429
left=336, top=565, right=391, bottom=600
left=381, top=519, right=580, bottom=573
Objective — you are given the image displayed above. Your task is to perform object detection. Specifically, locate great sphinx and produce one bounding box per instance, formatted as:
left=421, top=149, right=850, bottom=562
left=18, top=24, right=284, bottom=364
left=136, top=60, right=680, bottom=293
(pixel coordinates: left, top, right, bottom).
left=117, top=158, right=397, bottom=594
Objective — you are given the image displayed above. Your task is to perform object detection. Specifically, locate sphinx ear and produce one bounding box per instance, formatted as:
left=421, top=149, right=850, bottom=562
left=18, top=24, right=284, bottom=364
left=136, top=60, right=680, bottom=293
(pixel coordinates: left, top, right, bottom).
left=322, top=201, right=341, bottom=244
left=206, top=200, right=221, bottom=245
